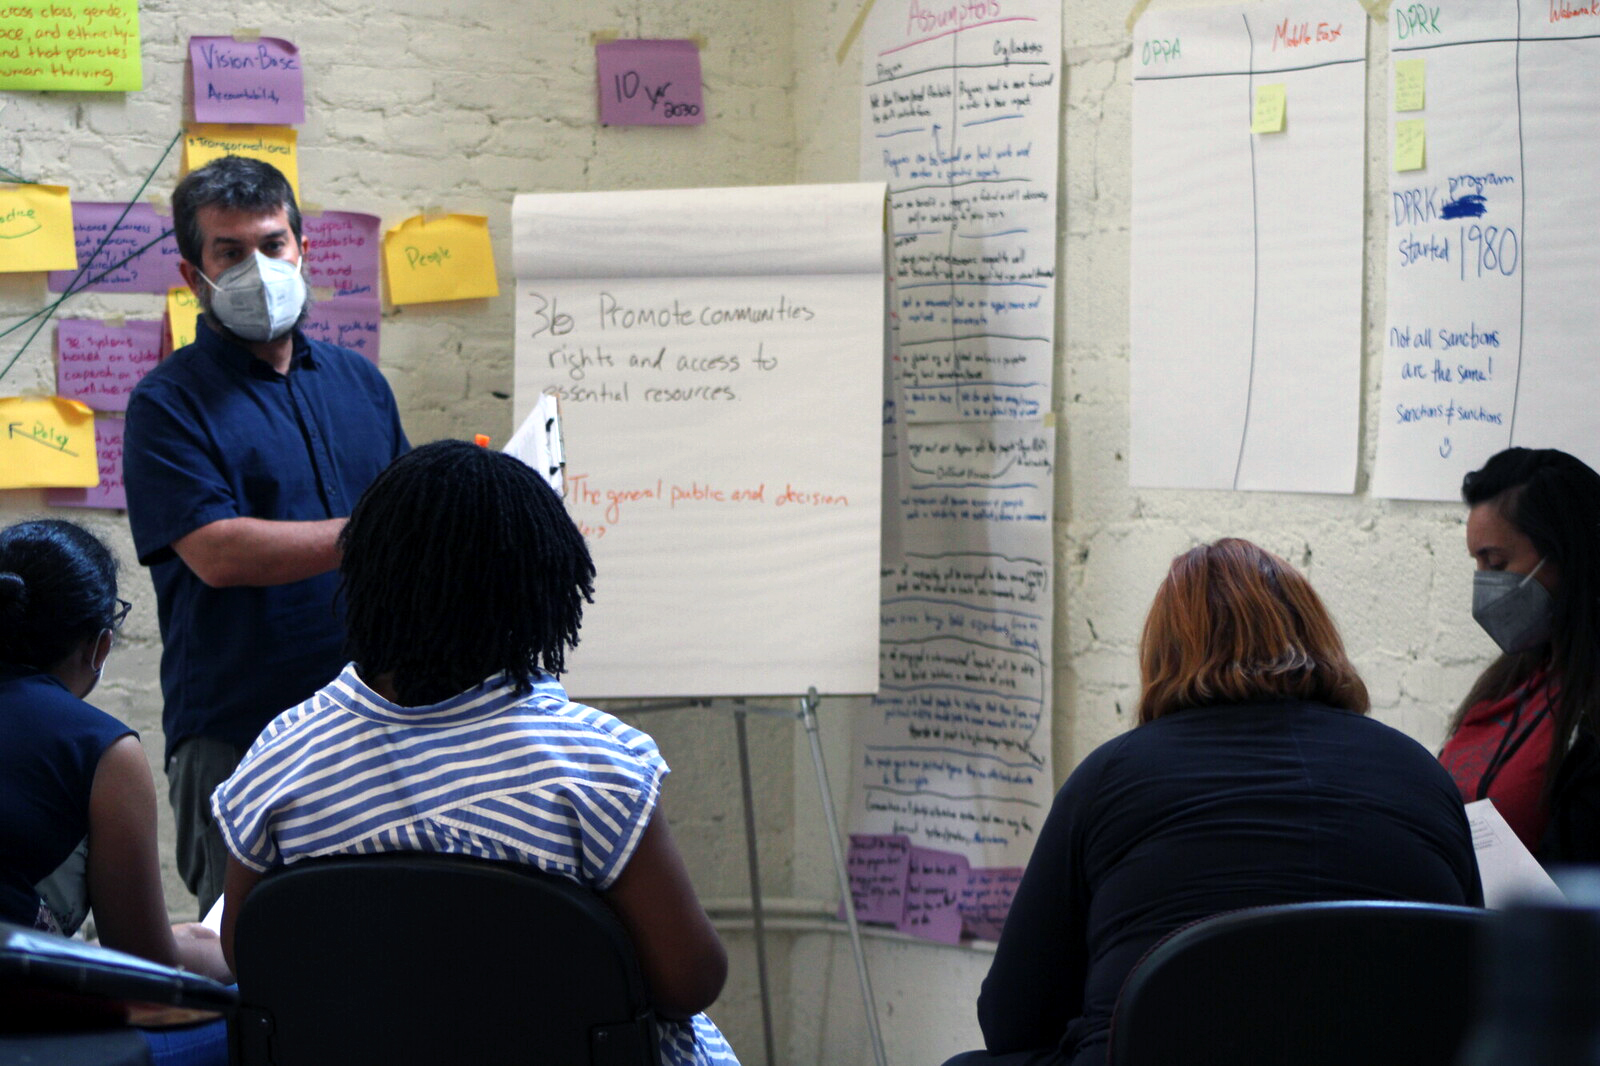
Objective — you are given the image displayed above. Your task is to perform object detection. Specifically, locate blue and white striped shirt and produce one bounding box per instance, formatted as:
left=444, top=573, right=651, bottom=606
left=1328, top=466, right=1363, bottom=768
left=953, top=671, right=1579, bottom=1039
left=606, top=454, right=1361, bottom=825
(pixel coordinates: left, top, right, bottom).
left=212, top=665, right=739, bottom=1066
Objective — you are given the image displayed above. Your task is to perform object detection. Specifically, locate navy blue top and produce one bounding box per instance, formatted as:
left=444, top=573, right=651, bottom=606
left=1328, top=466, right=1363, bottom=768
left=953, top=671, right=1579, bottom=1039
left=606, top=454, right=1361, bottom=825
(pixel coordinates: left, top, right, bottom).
left=123, top=319, right=408, bottom=758
left=0, top=666, right=133, bottom=926
left=976, top=701, right=1484, bottom=1066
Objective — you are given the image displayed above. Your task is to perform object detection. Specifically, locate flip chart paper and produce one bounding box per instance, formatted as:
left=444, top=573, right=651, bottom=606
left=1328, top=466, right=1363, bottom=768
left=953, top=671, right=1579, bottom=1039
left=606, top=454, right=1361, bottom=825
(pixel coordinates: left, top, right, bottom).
left=189, top=36, right=305, bottom=125
left=595, top=39, right=704, bottom=126
left=1131, top=1, right=1366, bottom=492
left=1252, top=82, right=1287, bottom=132
left=383, top=215, right=498, bottom=305
left=1374, top=0, right=1600, bottom=499
left=1394, top=118, right=1427, bottom=170
left=56, top=318, right=161, bottom=410
left=182, top=125, right=299, bottom=195
left=1394, top=57, right=1427, bottom=110
left=0, top=183, right=77, bottom=272
left=47, top=202, right=182, bottom=293
left=512, top=182, right=885, bottom=698
left=46, top=415, right=125, bottom=509
left=302, top=211, right=381, bottom=299
left=0, top=397, right=98, bottom=488
left=301, top=298, right=379, bottom=365
left=166, top=287, right=202, bottom=351
left=0, top=1, right=141, bottom=91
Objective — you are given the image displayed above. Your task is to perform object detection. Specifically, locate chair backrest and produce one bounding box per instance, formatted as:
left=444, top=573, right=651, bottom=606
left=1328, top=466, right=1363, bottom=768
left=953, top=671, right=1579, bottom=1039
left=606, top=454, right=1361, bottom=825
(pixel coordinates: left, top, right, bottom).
left=231, top=853, right=660, bottom=1066
left=1107, top=900, right=1489, bottom=1066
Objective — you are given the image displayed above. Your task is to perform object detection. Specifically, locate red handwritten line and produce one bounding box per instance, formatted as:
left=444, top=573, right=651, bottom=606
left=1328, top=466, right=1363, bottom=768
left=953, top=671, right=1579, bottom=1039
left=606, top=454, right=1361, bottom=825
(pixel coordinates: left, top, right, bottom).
left=879, top=17, right=1039, bottom=57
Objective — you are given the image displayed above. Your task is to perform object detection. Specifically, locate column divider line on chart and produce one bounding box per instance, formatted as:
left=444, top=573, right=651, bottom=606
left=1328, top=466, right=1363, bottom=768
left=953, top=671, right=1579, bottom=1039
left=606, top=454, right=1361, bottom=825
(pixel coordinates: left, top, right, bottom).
left=1234, top=11, right=1263, bottom=491
left=1507, top=0, right=1530, bottom=445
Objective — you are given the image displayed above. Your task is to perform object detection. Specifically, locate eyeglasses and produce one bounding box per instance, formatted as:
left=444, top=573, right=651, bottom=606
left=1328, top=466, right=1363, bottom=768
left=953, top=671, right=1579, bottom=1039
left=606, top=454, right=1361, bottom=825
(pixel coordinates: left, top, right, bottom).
left=110, top=598, right=132, bottom=630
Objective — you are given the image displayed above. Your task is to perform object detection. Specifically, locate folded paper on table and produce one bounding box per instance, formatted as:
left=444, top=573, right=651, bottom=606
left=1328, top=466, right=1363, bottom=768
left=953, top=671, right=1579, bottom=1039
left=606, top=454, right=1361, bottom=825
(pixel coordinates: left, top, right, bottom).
left=189, top=36, right=305, bottom=125
left=1465, top=798, right=1564, bottom=908
left=0, top=184, right=78, bottom=272
left=383, top=214, right=499, bottom=304
left=183, top=124, right=299, bottom=195
left=0, top=398, right=98, bottom=488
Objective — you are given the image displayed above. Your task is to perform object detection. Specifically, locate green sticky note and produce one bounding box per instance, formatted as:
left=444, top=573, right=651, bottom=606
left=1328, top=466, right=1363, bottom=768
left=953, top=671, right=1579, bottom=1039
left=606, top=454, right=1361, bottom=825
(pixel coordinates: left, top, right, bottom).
left=1395, top=58, right=1426, bottom=112
left=1395, top=119, right=1426, bottom=171
left=1252, top=83, right=1287, bottom=134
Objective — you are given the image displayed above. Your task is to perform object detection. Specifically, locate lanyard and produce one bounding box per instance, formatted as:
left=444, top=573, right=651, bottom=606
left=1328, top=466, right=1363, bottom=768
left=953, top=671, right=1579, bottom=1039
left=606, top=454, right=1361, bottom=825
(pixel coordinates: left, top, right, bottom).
left=1477, top=691, right=1548, bottom=801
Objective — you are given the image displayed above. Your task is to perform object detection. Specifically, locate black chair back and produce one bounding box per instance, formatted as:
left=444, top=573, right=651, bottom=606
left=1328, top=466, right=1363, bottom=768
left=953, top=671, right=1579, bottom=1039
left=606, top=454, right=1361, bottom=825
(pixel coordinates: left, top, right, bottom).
left=231, top=853, right=660, bottom=1066
left=1107, top=900, right=1488, bottom=1066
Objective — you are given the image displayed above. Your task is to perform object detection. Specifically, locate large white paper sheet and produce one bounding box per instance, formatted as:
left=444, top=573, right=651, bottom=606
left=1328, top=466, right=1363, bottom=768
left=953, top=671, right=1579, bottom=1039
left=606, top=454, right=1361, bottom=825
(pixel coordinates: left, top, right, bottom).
left=511, top=184, right=886, bottom=698
left=860, top=0, right=1060, bottom=423
left=1131, top=2, right=1366, bottom=492
left=1375, top=0, right=1600, bottom=499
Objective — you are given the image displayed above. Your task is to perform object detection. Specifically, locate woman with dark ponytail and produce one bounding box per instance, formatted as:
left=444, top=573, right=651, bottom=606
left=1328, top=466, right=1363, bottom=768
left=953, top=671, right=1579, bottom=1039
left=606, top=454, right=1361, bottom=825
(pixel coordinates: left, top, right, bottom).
left=1440, top=446, right=1600, bottom=864
left=0, top=519, right=230, bottom=983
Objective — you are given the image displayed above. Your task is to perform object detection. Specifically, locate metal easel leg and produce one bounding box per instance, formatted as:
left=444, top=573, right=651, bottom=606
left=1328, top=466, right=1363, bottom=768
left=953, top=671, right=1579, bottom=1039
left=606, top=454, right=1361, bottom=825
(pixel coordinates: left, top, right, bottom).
left=735, top=708, right=779, bottom=1066
left=800, top=688, right=888, bottom=1066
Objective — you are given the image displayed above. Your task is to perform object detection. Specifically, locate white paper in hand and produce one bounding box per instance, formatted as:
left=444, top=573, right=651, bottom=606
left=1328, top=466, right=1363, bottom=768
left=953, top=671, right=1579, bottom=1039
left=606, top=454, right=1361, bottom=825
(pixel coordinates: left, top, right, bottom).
left=1466, top=798, right=1564, bottom=908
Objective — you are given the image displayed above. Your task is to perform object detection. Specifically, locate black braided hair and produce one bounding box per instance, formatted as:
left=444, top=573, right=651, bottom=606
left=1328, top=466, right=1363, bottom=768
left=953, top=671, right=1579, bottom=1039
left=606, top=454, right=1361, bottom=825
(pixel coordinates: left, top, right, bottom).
left=0, top=520, right=119, bottom=672
left=338, top=439, right=595, bottom=706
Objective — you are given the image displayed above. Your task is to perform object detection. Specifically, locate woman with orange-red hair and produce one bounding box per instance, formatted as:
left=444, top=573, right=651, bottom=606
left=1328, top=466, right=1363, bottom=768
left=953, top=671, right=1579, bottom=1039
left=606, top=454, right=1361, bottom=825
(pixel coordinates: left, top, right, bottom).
left=943, top=539, right=1481, bottom=1066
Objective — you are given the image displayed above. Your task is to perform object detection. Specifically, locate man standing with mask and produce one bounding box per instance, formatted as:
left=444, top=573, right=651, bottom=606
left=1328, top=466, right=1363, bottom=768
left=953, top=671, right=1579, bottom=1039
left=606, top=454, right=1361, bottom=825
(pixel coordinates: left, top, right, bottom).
left=124, top=156, right=408, bottom=915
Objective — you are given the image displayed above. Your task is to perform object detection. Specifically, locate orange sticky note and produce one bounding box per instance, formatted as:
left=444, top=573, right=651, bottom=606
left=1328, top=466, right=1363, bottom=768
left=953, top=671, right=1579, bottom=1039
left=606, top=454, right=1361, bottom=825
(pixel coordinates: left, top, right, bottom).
left=183, top=124, right=299, bottom=195
left=0, top=397, right=98, bottom=487
left=382, top=214, right=499, bottom=305
left=166, top=287, right=203, bottom=351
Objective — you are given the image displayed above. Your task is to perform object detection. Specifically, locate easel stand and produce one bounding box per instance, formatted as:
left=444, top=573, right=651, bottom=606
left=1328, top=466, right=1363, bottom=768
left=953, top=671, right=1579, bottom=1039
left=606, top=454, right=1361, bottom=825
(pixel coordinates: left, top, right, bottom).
left=624, top=689, right=888, bottom=1066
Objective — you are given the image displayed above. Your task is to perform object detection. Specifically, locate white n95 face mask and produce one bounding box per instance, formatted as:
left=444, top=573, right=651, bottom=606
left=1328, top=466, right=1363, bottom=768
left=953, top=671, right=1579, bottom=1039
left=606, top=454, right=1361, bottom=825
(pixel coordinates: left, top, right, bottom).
left=1472, top=558, right=1555, bottom=655
left=199, top=251, right=307, bottom=343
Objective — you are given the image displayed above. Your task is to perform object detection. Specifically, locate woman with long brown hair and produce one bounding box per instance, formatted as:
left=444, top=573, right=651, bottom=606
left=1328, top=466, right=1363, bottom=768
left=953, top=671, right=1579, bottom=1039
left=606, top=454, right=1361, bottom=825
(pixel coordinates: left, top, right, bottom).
left=944, top=539, right=1480, bottom=1066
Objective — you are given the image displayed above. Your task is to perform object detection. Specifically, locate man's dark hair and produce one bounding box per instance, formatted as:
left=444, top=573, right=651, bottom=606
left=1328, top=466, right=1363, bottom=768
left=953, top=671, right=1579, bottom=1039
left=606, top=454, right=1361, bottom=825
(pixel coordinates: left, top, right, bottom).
left=0, top=519, right=120, bottom=671
left=1457, top=447, right=1600, bottom=796
left=171, top=155, right=302, bottom=267
left=338, top=440, right=596, bottom=706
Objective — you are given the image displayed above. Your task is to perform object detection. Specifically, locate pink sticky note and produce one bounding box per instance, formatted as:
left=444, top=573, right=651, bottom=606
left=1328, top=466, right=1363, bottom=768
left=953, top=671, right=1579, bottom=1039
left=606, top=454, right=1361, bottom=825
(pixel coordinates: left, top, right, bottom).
left=959, top=866, right=1024, bottom=942
left=190, top=36, right=306, bottom=125
left=302, top=212, right=381, bottom=299
left=56, top=319, right=162, bottom=412
left=47, top=203, right=184, bottom=295
left=841, top=834, right=911, bottom=925
left=898, top=847, right=969, bottom=945
left=303, top=299, right=381, bottom=365
left=47, top=416, right=126, bottom=511
left=595, top=39, right=704, bottom=126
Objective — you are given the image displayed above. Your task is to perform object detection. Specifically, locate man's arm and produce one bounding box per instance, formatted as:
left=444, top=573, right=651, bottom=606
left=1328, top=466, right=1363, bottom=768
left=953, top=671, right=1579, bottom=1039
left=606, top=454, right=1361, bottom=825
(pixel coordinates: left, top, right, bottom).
left=173, top=516, right=346, bottom=588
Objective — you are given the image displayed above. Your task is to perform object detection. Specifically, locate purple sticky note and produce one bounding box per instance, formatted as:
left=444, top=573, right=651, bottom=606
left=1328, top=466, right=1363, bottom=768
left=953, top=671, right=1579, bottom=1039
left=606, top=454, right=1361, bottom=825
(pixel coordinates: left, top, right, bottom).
left=47, top=416, right=126, bottom=511
left=190, top=36, right=306, bottom=125
left=595, top=39, right=704, bottom=126
left=899, top=847, right=969, bottom=945
left=303, top=299, right=381, bottom=365
left=959, top=866, right=1025, bottom=942
left=56, top=319, right=162, bottom=412
left=302, top=212, right=381, bottom=299
left=47, top=203, right=184, bottom=295
left=841, top=834, right=911, bottom=926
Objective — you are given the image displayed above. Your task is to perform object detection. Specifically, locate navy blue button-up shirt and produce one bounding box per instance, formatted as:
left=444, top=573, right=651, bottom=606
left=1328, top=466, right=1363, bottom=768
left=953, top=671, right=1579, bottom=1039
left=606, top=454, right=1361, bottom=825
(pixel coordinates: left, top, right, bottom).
left=124, top=318, right=408, bottom=758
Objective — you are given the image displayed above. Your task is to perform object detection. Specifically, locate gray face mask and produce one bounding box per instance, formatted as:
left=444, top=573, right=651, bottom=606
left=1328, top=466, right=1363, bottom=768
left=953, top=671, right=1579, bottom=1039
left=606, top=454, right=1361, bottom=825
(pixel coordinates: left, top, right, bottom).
left=1472, top=558, right=1554, bottom=654
left=199, top=251, right=307, bottom=343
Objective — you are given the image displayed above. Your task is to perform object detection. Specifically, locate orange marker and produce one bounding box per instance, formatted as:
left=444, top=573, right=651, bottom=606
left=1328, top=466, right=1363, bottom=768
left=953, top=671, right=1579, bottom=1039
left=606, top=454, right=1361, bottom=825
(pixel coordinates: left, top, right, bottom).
left=473, top=434, right=491, bottom=447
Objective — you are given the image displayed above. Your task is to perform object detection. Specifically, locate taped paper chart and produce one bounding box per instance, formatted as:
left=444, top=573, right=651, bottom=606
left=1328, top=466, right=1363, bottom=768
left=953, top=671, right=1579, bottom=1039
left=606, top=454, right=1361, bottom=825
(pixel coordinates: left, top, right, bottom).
left=1373, top=0, right=1600, bottom=499
left=1131, top=1, right=1366, bottom=492
left=512, top=183, right=886, bottom=698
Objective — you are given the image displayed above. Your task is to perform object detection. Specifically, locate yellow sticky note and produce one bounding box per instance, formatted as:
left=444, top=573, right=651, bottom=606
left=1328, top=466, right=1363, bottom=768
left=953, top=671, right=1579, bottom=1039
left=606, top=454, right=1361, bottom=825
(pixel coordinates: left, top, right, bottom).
left=1252, top=83, right=1286, bottom=134
left=382, top=215, right=500, bottom=305
left=1395, top=58, right=1426, bottom=112
left=1395, top=119, right=1427, bottom=172
left=166, top=287, right=202, bottom=351
left=0, top=184, right=78, bottom=272
left=0, top=1, right=142, bottom=91
left=0, top=397, right=98, bottom=488
left=183, top=125, right=300, bottom=196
